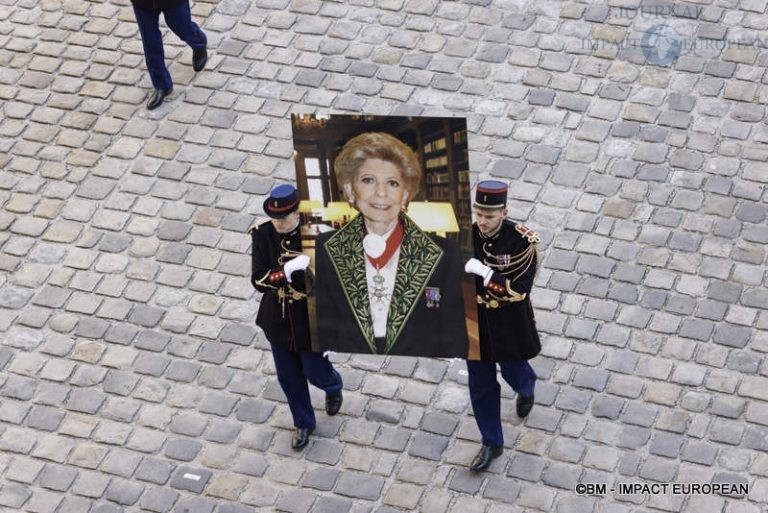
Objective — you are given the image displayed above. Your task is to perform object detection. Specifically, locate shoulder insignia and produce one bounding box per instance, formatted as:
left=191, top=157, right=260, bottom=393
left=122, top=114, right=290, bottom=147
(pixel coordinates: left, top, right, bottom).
left=250, top=216, right=273, bottom=234
left=515, top=224, right=540, bottom=244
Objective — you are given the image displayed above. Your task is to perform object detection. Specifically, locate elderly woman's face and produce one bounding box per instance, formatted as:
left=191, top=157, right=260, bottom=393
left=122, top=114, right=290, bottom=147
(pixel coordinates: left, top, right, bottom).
left=345, top=158, right=408, bottom=228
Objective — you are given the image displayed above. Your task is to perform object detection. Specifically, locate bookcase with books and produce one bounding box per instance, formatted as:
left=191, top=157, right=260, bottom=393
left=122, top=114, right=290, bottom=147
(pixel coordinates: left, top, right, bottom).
left=421, top=120, right=473, bottom=258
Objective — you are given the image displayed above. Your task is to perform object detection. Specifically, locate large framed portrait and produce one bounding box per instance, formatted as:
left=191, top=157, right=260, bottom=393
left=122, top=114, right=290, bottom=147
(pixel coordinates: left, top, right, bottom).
left=290, top=114, right=480, bottom=358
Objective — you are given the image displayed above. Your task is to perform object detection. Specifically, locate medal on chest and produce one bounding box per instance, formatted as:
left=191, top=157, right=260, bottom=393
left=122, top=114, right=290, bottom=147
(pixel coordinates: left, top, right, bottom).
left=425, top=287, right=441, bottom=308
left=363, top=233, right=387, bottom=306
left=363, top=222, right=404, bottom=309
left=483, top=241, right=513, bottom=270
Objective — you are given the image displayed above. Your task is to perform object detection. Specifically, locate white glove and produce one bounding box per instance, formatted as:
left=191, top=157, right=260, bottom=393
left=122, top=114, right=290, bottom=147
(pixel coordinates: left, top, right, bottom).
left=465, top=258, right=493, bottom=281
left=284, top=254, right=310, bottom=283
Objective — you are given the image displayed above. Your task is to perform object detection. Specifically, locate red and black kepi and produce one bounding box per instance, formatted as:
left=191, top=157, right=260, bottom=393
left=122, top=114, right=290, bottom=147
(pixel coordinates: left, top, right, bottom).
left=263, top=184, right=299, bottom=218
left=474, top=180, right=507, bottom=209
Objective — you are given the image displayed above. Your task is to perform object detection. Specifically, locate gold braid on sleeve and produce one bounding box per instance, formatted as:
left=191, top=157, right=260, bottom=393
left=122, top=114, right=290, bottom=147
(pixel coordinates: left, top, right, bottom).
left=253, top=270, right=278, bottom=290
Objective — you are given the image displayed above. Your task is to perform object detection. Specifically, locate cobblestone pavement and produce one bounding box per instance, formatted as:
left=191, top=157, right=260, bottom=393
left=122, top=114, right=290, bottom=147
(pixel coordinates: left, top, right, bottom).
left=1, top=0, right=768, bottom=512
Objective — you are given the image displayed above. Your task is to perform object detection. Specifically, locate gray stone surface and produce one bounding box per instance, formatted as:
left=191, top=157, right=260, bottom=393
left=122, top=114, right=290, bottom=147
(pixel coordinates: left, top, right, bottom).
left=0, top=2, right=765, bottom=512
left=170, top=466, right=212, bottom=494
left=38, top=464, right=78, bottom=492
left=139, top=487, right=180, bottom=513
left=335, top=472, right=385, bottom=500
left=164, top=439, right=203, bottom=462
left=105, top=478, right=145, bottom=506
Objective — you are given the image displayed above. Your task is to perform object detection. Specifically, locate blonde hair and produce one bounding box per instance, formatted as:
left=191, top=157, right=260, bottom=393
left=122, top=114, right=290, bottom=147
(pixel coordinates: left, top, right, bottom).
left=334, top=132, right=421, bottom=198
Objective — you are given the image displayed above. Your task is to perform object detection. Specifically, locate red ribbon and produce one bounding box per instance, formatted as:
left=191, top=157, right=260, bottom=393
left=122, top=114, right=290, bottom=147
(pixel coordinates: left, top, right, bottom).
left=366, top=221, right=404, bottom=269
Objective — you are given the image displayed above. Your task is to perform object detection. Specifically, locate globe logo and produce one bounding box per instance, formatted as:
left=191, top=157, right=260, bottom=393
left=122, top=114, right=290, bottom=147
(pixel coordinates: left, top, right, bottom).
left=641, top=24, right=682, bottom=65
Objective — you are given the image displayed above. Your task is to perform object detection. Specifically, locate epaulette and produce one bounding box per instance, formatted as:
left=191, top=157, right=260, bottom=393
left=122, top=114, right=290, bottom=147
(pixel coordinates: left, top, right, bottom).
left=249, top=217, right=271, bottom=234
left=514, top=223, right=540, bottom=244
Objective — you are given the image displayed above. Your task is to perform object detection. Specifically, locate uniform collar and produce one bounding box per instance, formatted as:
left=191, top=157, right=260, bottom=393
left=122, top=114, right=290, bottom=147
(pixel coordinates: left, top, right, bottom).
left=278, top=221, right=301, bottom=237
left=478, top=219, right=505, bottom=240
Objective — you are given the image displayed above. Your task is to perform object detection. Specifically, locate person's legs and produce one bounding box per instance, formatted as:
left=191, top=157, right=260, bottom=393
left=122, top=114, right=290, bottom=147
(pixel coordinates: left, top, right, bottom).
left=270, top=343, right=315, bottom=429
left=300, top=352, right=343, bottom=395
left=300, top=351, right=344, bottom=415
left=499, top=360, right=536, bottom=398
left=132, top=4, right=172, bottom=90
left=466, top=360, right=503, bottom=446
left=162, top=0, right=207, bottom=50
left=500, top=359, right=536, bottom=417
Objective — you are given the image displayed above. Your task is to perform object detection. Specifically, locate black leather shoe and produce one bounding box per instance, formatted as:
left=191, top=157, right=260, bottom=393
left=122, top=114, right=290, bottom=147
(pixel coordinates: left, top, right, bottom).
left=291, top=427, right=313, bottom=450
left=325, top=390, right=343, bottom=416
left=147, top=88, right=171, bottom=110
left=516, top=394, right=534, bottom=418
left=192, top=47, right=207, bottom=72
left=470, top=444, right=503, bottom=472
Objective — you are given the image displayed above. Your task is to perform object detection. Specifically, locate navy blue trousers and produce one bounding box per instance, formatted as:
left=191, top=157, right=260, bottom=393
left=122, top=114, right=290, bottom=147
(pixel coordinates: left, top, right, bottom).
left=467, top=359, right=536, bottom=447
left=132, top=1, right=207, bottom=90
left=270, top=343, right=343, bottom=429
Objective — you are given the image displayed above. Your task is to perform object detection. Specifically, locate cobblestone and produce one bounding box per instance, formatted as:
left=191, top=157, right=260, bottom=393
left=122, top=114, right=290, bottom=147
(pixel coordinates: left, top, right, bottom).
left=334, top=472, right=385, bottom=501
left=39, top=464, right=78, bottom=492
left=26, top=405, right=66, bottom=432
left=135, top=457, right=176, bottom=485
left=164, top=438, right=203, bottom=462
left=138, top=487, right=179, bottom=513
left=0, top=3, right=764, bottom=512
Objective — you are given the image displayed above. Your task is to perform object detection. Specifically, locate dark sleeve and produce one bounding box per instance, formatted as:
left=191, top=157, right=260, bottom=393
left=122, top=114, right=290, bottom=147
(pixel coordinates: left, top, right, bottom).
left=251, top=227, right=288, bottom=292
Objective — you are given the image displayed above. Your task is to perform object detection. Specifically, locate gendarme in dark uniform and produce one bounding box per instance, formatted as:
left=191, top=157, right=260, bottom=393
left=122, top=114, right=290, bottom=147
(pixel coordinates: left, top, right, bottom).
left=251, top=217, right=309, bottom=353
left=472, top=219, right=541, bottom=364
left=464, top=180, right=541, bottom=472
left=250, top=184, right=343, bottom=450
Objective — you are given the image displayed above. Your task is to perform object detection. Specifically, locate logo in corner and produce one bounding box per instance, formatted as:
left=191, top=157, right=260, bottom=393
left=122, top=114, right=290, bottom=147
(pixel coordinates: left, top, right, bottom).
left=641, top=24, right=683, bottom=65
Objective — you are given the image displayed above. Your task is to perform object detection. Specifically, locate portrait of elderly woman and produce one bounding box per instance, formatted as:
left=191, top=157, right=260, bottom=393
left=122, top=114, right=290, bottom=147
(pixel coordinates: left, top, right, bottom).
left=313, top=132, right=470, bottom=357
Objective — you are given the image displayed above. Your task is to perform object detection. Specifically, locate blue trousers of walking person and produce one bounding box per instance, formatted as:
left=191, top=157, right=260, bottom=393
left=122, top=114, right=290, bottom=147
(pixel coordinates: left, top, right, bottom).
left=467, top=359, right=537, bottom=447
left=132, top=0, right=207, bottom=108
left=270, top=343, right=343, bottom=430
